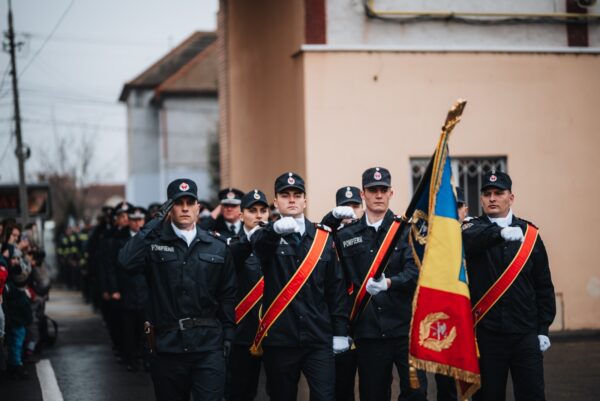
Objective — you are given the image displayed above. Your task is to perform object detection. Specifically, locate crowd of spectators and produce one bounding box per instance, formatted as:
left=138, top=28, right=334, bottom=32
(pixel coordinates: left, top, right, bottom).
left=0, top=220, right=51, bottom=380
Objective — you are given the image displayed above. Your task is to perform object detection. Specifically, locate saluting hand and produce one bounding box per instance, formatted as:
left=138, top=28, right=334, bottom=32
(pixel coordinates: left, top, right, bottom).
left=155, top=199, right=174, bottom=220
left=273, top=217, right=300, bottom=235
left=332, top=206, right=356, bottom=220
left=500, top=227, right=524, bottom=242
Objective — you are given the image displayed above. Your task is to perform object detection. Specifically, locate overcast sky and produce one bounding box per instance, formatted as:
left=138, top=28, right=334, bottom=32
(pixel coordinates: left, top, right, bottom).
left=0, top=0, right=218, bottom=184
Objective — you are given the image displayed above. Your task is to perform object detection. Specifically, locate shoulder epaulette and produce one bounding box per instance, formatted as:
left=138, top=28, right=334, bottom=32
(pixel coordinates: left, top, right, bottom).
left=208, top=231, right=228, bottom=243
left=516, top=217, right=538, bottom=229
left=315, top=223, right=332, bottom=233
left=393, top=214, right=407, bottom=223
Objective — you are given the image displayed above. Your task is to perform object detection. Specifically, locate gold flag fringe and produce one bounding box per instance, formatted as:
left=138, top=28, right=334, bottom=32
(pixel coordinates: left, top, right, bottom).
left=410, top=356, right=480, bottom=400
left=409, top=366, right=420, bottom=389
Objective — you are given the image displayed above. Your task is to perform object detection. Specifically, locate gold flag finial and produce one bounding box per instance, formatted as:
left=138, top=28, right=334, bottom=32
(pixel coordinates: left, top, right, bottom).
left=441, top=99, right=467, bottom=138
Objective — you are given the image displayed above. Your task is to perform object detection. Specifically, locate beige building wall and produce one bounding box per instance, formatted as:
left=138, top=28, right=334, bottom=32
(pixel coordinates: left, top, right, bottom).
left=301, top=50, right=600, bottom=330
left=222, top=0, right=306, bottom=194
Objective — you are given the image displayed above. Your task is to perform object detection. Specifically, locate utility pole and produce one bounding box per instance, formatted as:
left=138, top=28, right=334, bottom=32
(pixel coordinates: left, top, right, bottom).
left=7, top=0, right=29, bottom=224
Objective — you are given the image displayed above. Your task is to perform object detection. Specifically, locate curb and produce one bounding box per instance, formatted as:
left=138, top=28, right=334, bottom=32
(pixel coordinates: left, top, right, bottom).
left=549, top=329, right=600, bottom=342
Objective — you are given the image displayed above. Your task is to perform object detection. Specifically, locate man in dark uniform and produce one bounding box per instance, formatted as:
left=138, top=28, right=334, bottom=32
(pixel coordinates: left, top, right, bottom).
left=463, top=171, right=556, bottom=401
left=227, top=189, right=270, bottom=401
left=334, top=167, right=427, bottom=401
left=119, top=179, right=236, bottom=401
left=117, top=206, right=149, bottom=372
left=320, top=185, right=363, bottom=401
left=87, top=206, right=113, bottom=313
left=100, top=201, right=132, bottom=361
left=200, top=188, right=245, bottom=239
left=251, top=172, right=349, bottom=401
left=321, top=186, right=364, bottom=233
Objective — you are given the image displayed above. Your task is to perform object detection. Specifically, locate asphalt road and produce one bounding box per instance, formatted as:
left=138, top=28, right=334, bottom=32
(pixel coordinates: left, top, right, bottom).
left=2, top=289, right=599, bottom=400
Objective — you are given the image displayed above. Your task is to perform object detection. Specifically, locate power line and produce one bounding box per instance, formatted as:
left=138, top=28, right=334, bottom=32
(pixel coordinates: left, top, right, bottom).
left=0, top=116, right=215, bottom=136
left=0, top=62, right=11, bottom=93
left=0, top=98, right=122, bottom=109
left=16, top=30, right=167, bottom=48
left=17, top=0, right=76, bottom=78
left=19, top=87, right=116, bottom=104
left=0, top=133, right=15, bottom=165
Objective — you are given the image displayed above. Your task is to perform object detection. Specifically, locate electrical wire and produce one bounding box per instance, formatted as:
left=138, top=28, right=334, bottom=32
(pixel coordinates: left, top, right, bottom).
left=0, top=116, right=216, bottom=136
left=17, top=0, right=76, bottom=78
left=16, top=30, right=166, bottom=48
left=0, top=133, right=15, bottom=165
left=0, top=63, right=11, bottom=94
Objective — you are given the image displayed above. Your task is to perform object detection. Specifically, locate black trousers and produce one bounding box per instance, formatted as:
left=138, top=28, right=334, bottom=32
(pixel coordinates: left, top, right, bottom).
left=150, top=351, right=225, bottom=401
left=228, top=343, right=263, bottom=401
left=263, top=345, right=335, bottom=401
left=434, top=374, right=457, bottom=401
left=472, top=328, right=546, bottom=401
left=106, top=299, right=124, bottom=355
left=355, top=337, right=428, bottom=401
left=121, top=308, right=145, bottom=366
left=335, top=348, right=357, bottom=401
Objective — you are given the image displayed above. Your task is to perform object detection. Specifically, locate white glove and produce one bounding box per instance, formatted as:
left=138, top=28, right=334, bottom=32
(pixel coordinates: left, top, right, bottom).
left=333, top=336, right=350, bottom=354
left=366, top=273, right=389, bottom=296
left=501, top=227, right=524, bottom=242
left=332, top=206, right=356, bottom=220
left=273, top=216, right=300, bottom=235
left=538, top=335, right=551, bottom=352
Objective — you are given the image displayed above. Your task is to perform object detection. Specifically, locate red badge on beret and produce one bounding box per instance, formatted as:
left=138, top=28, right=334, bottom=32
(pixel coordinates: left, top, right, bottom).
left=179, top=182, right=189, bottom=191
left=489, top=175, right=497, bottom=182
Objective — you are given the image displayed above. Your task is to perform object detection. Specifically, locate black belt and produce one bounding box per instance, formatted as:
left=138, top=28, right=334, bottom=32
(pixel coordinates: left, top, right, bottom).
left=156, top=317, right=219, bottom=332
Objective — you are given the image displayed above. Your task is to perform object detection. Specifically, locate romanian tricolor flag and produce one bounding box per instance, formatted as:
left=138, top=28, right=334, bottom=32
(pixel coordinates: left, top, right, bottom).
left=408, top=100, right=480, bottom=400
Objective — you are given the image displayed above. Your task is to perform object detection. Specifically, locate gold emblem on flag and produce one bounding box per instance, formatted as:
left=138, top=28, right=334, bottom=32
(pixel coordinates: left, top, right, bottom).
left=411, top=210, right=429, bottom=245
left=418, top=312, right=457, bottom=352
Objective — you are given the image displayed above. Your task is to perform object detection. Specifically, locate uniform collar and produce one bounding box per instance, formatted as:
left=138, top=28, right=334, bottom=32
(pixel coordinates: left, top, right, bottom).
left=171, top=222, right=197, bottom=246
left=227, top=220, right=242, bottom=233
left=361, top=209, right=394, bottom=232
left=294, top=215, right=306, bottom=236
left=303, top=217, right=315, bottom=239
left=487, top=209, right=514, bottom=228
left=161, top=220, right=212, bottom=244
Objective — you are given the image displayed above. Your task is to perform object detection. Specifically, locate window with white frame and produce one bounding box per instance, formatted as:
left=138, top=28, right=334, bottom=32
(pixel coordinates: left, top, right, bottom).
left=410, top=156, right=507, bottom=214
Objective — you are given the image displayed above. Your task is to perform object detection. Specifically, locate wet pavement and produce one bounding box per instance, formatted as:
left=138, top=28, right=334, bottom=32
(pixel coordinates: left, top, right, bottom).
left=1, top=289, right=599, bottom=400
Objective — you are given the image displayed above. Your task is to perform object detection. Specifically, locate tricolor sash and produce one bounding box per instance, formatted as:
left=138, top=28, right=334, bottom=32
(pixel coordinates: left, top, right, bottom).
left=235, top=278, right=264, bottom=325
left=250, top=228, right=330, bottom=356
left=349, top=219, right=402, bottom=323
left=472, top=224, right=539, bottom=326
